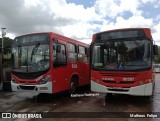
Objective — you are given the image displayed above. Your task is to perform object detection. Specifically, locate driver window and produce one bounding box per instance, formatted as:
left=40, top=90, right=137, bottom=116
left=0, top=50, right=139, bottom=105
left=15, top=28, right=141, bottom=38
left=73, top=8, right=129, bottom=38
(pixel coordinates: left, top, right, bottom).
left=53, top=43, right=67, bottom=67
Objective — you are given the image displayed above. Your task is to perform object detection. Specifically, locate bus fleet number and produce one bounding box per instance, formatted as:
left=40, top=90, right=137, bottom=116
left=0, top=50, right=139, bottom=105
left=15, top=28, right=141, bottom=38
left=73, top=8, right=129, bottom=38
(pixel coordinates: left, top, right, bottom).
left=72, top=64, right=77, bottom=68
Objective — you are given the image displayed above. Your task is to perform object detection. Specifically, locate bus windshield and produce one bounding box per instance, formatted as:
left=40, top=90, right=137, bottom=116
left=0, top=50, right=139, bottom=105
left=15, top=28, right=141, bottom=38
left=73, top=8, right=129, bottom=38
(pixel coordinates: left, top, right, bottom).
left=12, top=34, right=50, bottom=73
left=91, top=39, right=151, bottom=71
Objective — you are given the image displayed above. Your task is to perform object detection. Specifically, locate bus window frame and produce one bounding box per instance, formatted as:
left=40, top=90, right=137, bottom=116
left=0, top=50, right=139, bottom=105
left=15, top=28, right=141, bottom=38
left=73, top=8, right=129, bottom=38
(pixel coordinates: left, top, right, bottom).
left=53, top=42, right=67, bottom=68
left=67, top=42, right=77, bottom=62
left=78, top=45, right=88, bottom=63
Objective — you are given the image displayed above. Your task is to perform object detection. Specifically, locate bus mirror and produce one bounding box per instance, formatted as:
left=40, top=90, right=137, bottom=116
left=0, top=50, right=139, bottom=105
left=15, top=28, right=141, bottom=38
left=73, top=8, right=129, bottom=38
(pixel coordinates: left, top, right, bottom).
left=153, top=45, right=158, bottom=55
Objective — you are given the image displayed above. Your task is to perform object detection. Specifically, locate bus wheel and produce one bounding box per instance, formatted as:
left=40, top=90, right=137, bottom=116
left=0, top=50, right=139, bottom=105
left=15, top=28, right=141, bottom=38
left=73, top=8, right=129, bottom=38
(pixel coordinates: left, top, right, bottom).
left=69, top=77, right=78, bottom=94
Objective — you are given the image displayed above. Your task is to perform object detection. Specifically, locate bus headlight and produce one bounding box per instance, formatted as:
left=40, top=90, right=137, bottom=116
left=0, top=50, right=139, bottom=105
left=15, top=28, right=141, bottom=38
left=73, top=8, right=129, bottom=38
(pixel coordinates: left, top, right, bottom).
left=39, top=75, right=51, bottom=84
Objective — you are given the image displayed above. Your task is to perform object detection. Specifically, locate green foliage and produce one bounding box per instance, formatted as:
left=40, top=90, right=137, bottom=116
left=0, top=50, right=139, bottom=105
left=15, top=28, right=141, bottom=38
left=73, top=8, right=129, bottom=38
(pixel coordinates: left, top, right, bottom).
left=3, top=52, right=11, bottom=59
left=0, top=37, right=13, bottom=48
left=0, top=37, right=13, bottom=54
left=0, top=37, right=13, bottom=68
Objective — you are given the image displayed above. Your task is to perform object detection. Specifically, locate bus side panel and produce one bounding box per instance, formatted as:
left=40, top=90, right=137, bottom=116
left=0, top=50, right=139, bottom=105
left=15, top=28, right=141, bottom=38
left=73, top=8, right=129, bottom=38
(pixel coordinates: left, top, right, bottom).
left=52, top=66, right=68, bottom=93
left=66, top=62, right=79, bottom=85
left=78, top=62, right=90, bottom=86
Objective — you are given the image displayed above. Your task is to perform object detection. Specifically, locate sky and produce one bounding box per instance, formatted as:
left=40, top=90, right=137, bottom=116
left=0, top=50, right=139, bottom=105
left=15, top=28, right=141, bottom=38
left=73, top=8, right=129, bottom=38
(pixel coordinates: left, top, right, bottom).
left=0, top=0, right=160, bottom=45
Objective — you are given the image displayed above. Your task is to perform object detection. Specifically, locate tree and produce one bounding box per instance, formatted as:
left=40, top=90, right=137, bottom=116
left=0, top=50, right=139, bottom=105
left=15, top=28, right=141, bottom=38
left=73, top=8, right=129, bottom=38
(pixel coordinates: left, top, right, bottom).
left=0, top=37, right=13, bottom=54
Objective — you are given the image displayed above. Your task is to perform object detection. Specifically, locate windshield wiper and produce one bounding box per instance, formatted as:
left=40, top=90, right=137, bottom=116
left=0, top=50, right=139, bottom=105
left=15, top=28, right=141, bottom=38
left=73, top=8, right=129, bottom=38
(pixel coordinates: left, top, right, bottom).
left=31, top=43, right=40, bottom=62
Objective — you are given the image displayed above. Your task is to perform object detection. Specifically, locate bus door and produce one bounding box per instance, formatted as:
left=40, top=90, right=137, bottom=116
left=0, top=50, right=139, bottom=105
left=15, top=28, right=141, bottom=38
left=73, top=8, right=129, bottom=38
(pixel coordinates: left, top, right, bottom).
left=52, top=42, right=68, bottom=93
left=78, top=46, right=89, bottom=85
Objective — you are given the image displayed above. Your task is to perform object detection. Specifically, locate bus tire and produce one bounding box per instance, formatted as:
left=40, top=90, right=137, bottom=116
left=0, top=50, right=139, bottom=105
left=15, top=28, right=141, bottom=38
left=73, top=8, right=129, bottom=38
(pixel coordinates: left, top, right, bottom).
left=69, top=77, right=78, bottom=94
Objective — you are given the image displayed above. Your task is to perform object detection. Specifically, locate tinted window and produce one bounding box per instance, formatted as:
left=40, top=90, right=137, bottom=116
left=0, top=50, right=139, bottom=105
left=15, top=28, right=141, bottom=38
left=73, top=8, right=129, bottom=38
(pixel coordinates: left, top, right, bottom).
left=67, top=43, right=77, bottom=62
left=96, top=30, right=145, bottom=41
left=53, top=43, right=66, bottom=67
left=78, top=46, right=88, bottom=62
left=13, top=34, right=50, bottom=46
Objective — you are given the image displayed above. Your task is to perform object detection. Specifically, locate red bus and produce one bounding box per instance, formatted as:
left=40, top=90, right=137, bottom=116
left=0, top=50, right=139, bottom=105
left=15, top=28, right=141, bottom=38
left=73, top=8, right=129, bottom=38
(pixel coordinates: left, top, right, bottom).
left=11, top=32, right=90, bottom=94
left=90, top=28, right=158, bottom=96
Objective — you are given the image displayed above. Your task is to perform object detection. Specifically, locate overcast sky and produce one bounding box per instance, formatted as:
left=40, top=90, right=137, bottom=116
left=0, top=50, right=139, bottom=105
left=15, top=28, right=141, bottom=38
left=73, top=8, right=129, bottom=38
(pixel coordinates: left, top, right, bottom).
left=0, top=0, right=160, bottom=45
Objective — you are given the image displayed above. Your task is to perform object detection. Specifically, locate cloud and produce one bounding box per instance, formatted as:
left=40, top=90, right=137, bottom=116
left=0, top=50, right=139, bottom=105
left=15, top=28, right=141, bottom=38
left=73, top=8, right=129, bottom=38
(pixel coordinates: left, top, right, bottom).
left=94, top=0, right=160, bottom=45
left=0, top=0, right=63, bottom=36
left=100, top=15, right=153, bottom=31
left=99, top=15, right=160, bottom=45
left=94, top=0, right=142, bottom=18
left=0, top=0, right=160, bottom=45
left=152, top=22, right=160, bottom=44
left=153, top=0, right=160, bottom=8
left=0, top=0, right=100, bottom=43
left=49, top=0, right=100, bottom=22
left=59, top=22, right=100, bottom=43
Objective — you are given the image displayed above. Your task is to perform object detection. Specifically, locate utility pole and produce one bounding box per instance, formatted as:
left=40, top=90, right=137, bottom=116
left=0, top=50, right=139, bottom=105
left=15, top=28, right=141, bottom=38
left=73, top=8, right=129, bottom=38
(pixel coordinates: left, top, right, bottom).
left=0, top=28, right=6, bottom=90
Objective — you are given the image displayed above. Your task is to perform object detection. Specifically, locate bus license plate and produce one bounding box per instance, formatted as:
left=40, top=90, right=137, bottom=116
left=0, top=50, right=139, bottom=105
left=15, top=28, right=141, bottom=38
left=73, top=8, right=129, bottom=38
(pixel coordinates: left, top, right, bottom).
left=112, top=87, right=123, bottom=89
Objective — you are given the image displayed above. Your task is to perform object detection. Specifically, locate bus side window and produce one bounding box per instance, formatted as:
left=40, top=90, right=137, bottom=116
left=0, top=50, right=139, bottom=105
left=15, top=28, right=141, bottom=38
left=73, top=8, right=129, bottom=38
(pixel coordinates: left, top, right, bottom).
left=53, top=43, right=57, bottom=62
left=67, top=43, right=77, bottom=62
left=78, top=46, right=88, bottom=63
left=53, top=43, right=67, bottom=67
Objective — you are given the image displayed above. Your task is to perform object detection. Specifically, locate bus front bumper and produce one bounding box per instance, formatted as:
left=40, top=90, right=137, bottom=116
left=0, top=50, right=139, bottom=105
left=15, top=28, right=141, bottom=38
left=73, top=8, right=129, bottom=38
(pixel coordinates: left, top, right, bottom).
left=11, top=81, right=52, bottom=94
left=91, top=80, right=153, bottom=96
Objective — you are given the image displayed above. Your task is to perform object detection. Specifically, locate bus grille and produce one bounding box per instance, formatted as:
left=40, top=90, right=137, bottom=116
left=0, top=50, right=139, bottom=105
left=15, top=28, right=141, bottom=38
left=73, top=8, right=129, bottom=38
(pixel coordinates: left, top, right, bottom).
left=100, top=72, right=136, bottom=84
